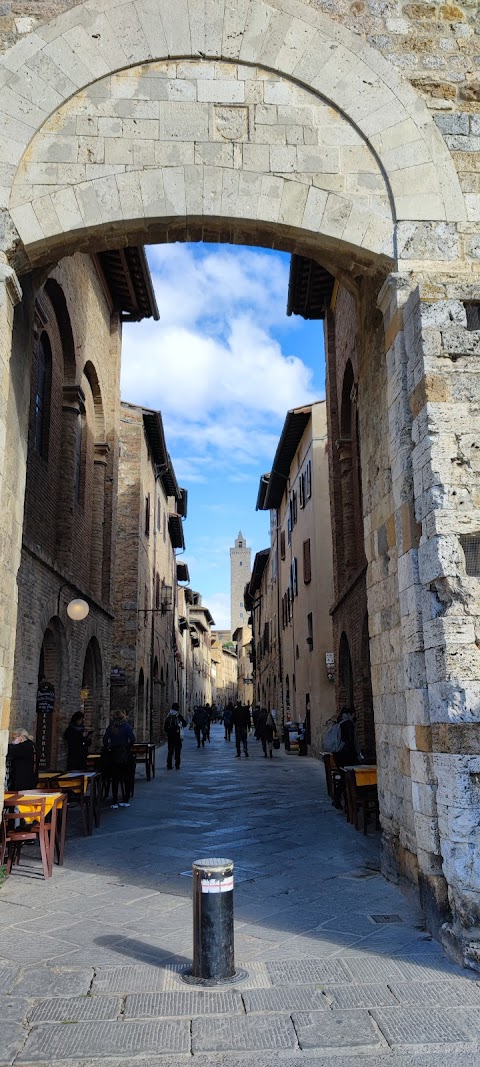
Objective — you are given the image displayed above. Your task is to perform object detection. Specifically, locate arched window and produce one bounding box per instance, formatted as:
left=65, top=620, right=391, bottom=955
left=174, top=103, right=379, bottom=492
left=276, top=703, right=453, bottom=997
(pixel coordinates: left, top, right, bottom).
left=35, top=332, right=52, bottom=459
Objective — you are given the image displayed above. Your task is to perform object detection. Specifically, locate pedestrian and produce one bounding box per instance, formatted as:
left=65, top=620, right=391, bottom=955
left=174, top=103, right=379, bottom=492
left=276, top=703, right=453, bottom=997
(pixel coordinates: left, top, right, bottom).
left=231, top=702, right=251, bottom=758
left=7, top=729, right=38, bottom=790
left=64, top=711, right=92, bottom=770
left=103, top=710, right=135, bottom=808
left=204, top=703, right=212, bottom=742
left=332, top=707, right=359, bottom=809
left=164, top=702, right=187, bottom=770
left=261, top=708, right=277, bottom=758
left=223, top=702, right=233, bottom=741
left=192, top=706, right=208, bottom=748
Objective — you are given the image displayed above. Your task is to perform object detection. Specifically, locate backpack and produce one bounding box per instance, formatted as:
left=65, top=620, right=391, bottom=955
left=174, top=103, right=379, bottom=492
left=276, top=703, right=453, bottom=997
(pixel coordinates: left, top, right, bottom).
left=322, top=721, right=344, bottom=753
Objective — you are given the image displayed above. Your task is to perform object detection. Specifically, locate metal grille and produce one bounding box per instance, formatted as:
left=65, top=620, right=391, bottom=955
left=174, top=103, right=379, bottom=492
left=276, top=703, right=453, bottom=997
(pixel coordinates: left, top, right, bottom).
left=369, top=914, right=404, bottom=924
left=465, top=303, right=480, bottom=331
left=460, top=534, right=480, bottom=577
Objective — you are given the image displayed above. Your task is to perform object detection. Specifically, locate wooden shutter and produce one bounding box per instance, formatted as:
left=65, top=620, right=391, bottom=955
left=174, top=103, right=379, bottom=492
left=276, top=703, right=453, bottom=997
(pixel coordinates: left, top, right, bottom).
left=303, top=538, right=311, bottom=584
left=280, top=530, right=286, bottom=559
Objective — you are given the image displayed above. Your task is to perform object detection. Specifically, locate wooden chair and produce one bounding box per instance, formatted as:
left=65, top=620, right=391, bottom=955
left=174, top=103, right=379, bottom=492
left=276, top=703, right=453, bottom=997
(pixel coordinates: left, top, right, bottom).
left=132, top=743, right=151, bottom=780
left=39, top=791, right=68, bottom=865
left=1, top=797, right=52, bottom=879
left=55, top=774, right=91, bottom=836
left=322, top=753, right=336, bottom=798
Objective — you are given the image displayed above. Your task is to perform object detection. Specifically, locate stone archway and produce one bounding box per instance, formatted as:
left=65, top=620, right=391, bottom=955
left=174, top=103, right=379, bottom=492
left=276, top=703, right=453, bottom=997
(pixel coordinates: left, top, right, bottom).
left=0, top=0, right=478, bottom=968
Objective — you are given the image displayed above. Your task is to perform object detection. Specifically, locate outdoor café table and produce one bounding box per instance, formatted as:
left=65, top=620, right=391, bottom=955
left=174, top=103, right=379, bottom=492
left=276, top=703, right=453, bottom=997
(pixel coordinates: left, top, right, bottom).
left=132, top=742, right=155, bottom=781
left=86, top=753, right=102, bottom=770
left=54, top=771, right=102, bottom=835
left=343, top=765, right=378, bottom=833
left=2, top=790, right=66, bottom=873
left=37, top=770, right=65, bottom=788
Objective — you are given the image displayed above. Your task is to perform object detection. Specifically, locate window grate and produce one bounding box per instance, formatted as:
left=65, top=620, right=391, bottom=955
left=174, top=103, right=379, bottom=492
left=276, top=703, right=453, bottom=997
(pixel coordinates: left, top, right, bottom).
left=465, top=303, right=480, bottom=332
left=460, top=534, right=480, bottom=577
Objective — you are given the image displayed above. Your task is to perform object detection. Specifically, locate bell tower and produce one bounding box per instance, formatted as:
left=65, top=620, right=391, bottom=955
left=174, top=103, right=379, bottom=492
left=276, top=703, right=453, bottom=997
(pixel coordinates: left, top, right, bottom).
left=230, top=532, right=251, bottom=633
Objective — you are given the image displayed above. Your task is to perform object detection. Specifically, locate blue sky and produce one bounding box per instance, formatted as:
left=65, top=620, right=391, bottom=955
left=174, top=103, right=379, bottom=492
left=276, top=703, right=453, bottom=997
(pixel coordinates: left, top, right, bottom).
left=121, top=243, right=326, bottom=628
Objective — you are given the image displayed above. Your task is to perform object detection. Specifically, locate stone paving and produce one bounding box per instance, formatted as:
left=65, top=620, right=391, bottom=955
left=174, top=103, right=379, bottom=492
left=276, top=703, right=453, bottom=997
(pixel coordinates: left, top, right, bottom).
left=1, top=724, right=479, bottom=1066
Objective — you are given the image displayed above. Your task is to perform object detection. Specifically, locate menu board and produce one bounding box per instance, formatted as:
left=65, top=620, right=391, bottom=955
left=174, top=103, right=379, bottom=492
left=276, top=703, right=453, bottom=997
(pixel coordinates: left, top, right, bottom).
left=36, top=682, right=55, bottom=769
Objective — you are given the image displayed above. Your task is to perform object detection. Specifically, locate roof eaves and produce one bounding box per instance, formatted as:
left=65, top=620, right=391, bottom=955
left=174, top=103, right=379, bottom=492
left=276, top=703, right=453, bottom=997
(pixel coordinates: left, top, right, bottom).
left=263, top=408, right=311, bottom=510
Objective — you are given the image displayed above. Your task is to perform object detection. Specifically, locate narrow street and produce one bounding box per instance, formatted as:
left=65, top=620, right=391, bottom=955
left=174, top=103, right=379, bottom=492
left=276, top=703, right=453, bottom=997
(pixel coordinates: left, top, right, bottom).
left=1, top=727, right=479, bottom=1066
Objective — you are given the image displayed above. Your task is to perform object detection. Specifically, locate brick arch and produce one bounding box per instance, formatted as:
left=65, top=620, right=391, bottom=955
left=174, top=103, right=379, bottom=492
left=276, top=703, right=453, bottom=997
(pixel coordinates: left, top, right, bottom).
left=0, top=0, right=465, bottom=268
left=43, top=278, right=76, bottom=384
left=83, top=359, right=105, bottom=440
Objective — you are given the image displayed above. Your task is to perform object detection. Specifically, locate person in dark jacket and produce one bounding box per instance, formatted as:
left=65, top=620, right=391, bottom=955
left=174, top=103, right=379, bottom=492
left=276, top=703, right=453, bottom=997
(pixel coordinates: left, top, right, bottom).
left=64, top=711, right=92, bottom=770
left=103, top=711, right=135, bottom=808
left=231, top=702, right=251, bottom=758
left=7, top=729, right=38, bottom=790
left=333, top=707, right=358, bottom=809
left=223, top=703, right=233, bottom=741
left=164, top=703, right=187, bottom=770
left=192, top=706, right=208, bottom=748
left=259, top=708, right=277, bottom=758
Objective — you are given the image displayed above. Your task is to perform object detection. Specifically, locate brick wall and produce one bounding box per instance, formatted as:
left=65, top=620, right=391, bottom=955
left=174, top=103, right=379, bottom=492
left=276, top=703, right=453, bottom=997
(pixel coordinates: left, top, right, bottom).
left=325, top=286, right=375, bottom=756
left=10, top=252, right=121, bottom=765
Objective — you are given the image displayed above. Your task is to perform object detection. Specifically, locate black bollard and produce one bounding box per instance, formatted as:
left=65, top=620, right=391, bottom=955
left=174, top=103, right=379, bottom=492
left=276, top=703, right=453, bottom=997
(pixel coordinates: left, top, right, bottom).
left=192, top=857, right=235, bottom=981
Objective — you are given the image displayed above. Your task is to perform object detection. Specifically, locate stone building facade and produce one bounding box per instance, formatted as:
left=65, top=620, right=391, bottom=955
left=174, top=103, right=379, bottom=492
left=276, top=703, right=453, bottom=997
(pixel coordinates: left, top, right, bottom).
left=10, top=249, right=157, bottom=766
left=185, top=593, right=214, bottom=711
left=230, top=532, right=251, bottom=634
left=211, top=635, right=238, bottom=708
left=110, top=401, right=186, bottom=742
left=253, top=402, right=336, bottom=753
left=0, top=0, right=479, bottom=966
left=288, top=265, right=376, bottom=758
left=233, top=625, right=254, bottom=708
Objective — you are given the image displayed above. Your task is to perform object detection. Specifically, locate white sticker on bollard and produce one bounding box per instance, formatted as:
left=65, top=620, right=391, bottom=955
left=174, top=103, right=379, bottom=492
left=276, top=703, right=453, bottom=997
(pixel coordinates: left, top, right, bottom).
left=201, top=876, right=234, bottom=893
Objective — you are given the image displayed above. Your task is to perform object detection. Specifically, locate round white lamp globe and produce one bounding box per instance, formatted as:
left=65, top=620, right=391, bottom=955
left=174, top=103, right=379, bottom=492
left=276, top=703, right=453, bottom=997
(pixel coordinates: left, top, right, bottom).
left=66, top=598, right=89, bottom=621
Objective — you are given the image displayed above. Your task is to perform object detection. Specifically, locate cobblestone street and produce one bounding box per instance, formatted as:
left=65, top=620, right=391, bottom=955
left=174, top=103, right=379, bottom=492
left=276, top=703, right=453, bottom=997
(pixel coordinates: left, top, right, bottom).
left=1, top=726, right=479, bottom=1066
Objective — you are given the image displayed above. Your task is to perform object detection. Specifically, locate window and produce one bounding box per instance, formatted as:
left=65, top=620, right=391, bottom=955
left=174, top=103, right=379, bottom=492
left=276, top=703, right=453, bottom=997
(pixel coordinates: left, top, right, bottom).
left=287, top=508, right=292, bottom=546
left=303, top=538, right=311, bottom=583
left=465, top=303, right=480, bottom=331
left=155, top=573, right=160, bottom=609
left=292, top=490, right=298, bottom=526
left=74, top=416, right=82, bottom=504
left=239, top=561, right=243, bottom=566
left=307, top=612, right=313, bottom=649
left=290, top=557, right=298, bottom=598
left=34, top=332, right=51, bottom=459
left=305, top=460, right=313, bottom=501
left=280, top=530, right=286, bottom=560
left=299, top=473, right=305, bottom=509
left=460, top=534, right=480, bottom=577
left=163, top=511, right=166, bottom=541
left=157, top=498, right=161, bottom=529
left=145, top=494, right=150, bottom=537
left=239, top=540, right=243, bottom=546
left=305, top=460, right=312, bottom=500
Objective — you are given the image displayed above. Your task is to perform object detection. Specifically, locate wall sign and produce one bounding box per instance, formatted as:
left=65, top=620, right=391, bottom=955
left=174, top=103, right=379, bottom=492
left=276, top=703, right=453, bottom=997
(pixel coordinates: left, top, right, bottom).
left=36, top=681, right=55, bottom=769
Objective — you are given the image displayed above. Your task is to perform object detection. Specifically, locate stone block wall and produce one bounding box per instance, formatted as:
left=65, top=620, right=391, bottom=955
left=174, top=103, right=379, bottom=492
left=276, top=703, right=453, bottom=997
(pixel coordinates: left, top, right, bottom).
left=1, top=1, right=478, bottom=114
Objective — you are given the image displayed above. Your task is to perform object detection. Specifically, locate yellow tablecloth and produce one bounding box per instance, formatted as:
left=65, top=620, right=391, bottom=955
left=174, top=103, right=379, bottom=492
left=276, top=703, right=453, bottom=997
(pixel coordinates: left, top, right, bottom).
left=56, top=771, right=97, bottom=793
left=4, top=790, right=61, bottom=823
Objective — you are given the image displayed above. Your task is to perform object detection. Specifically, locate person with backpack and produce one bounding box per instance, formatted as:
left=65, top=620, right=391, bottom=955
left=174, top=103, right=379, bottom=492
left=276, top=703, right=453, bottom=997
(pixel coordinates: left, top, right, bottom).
left=164, top=702, right=187, bottom=770
left=323, top=707, right=359, bottom=809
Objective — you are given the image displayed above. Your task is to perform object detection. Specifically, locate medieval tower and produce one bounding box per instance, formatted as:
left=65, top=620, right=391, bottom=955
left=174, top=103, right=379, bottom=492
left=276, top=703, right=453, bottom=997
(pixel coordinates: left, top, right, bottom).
left=230, top=532, right=251, bottom=633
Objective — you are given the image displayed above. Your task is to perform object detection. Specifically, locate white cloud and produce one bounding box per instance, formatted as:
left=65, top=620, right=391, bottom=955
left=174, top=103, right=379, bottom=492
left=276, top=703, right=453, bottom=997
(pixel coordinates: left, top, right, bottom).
left=204, top=591, right=230, bottom=629
left=121, top=244, right=319, bottom=473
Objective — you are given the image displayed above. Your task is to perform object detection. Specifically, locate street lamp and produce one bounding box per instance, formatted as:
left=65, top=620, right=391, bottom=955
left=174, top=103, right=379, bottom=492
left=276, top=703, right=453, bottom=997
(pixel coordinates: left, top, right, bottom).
left=57, top=583, right=89, bottom=621
left=66, top=598, right=89, bottom=621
